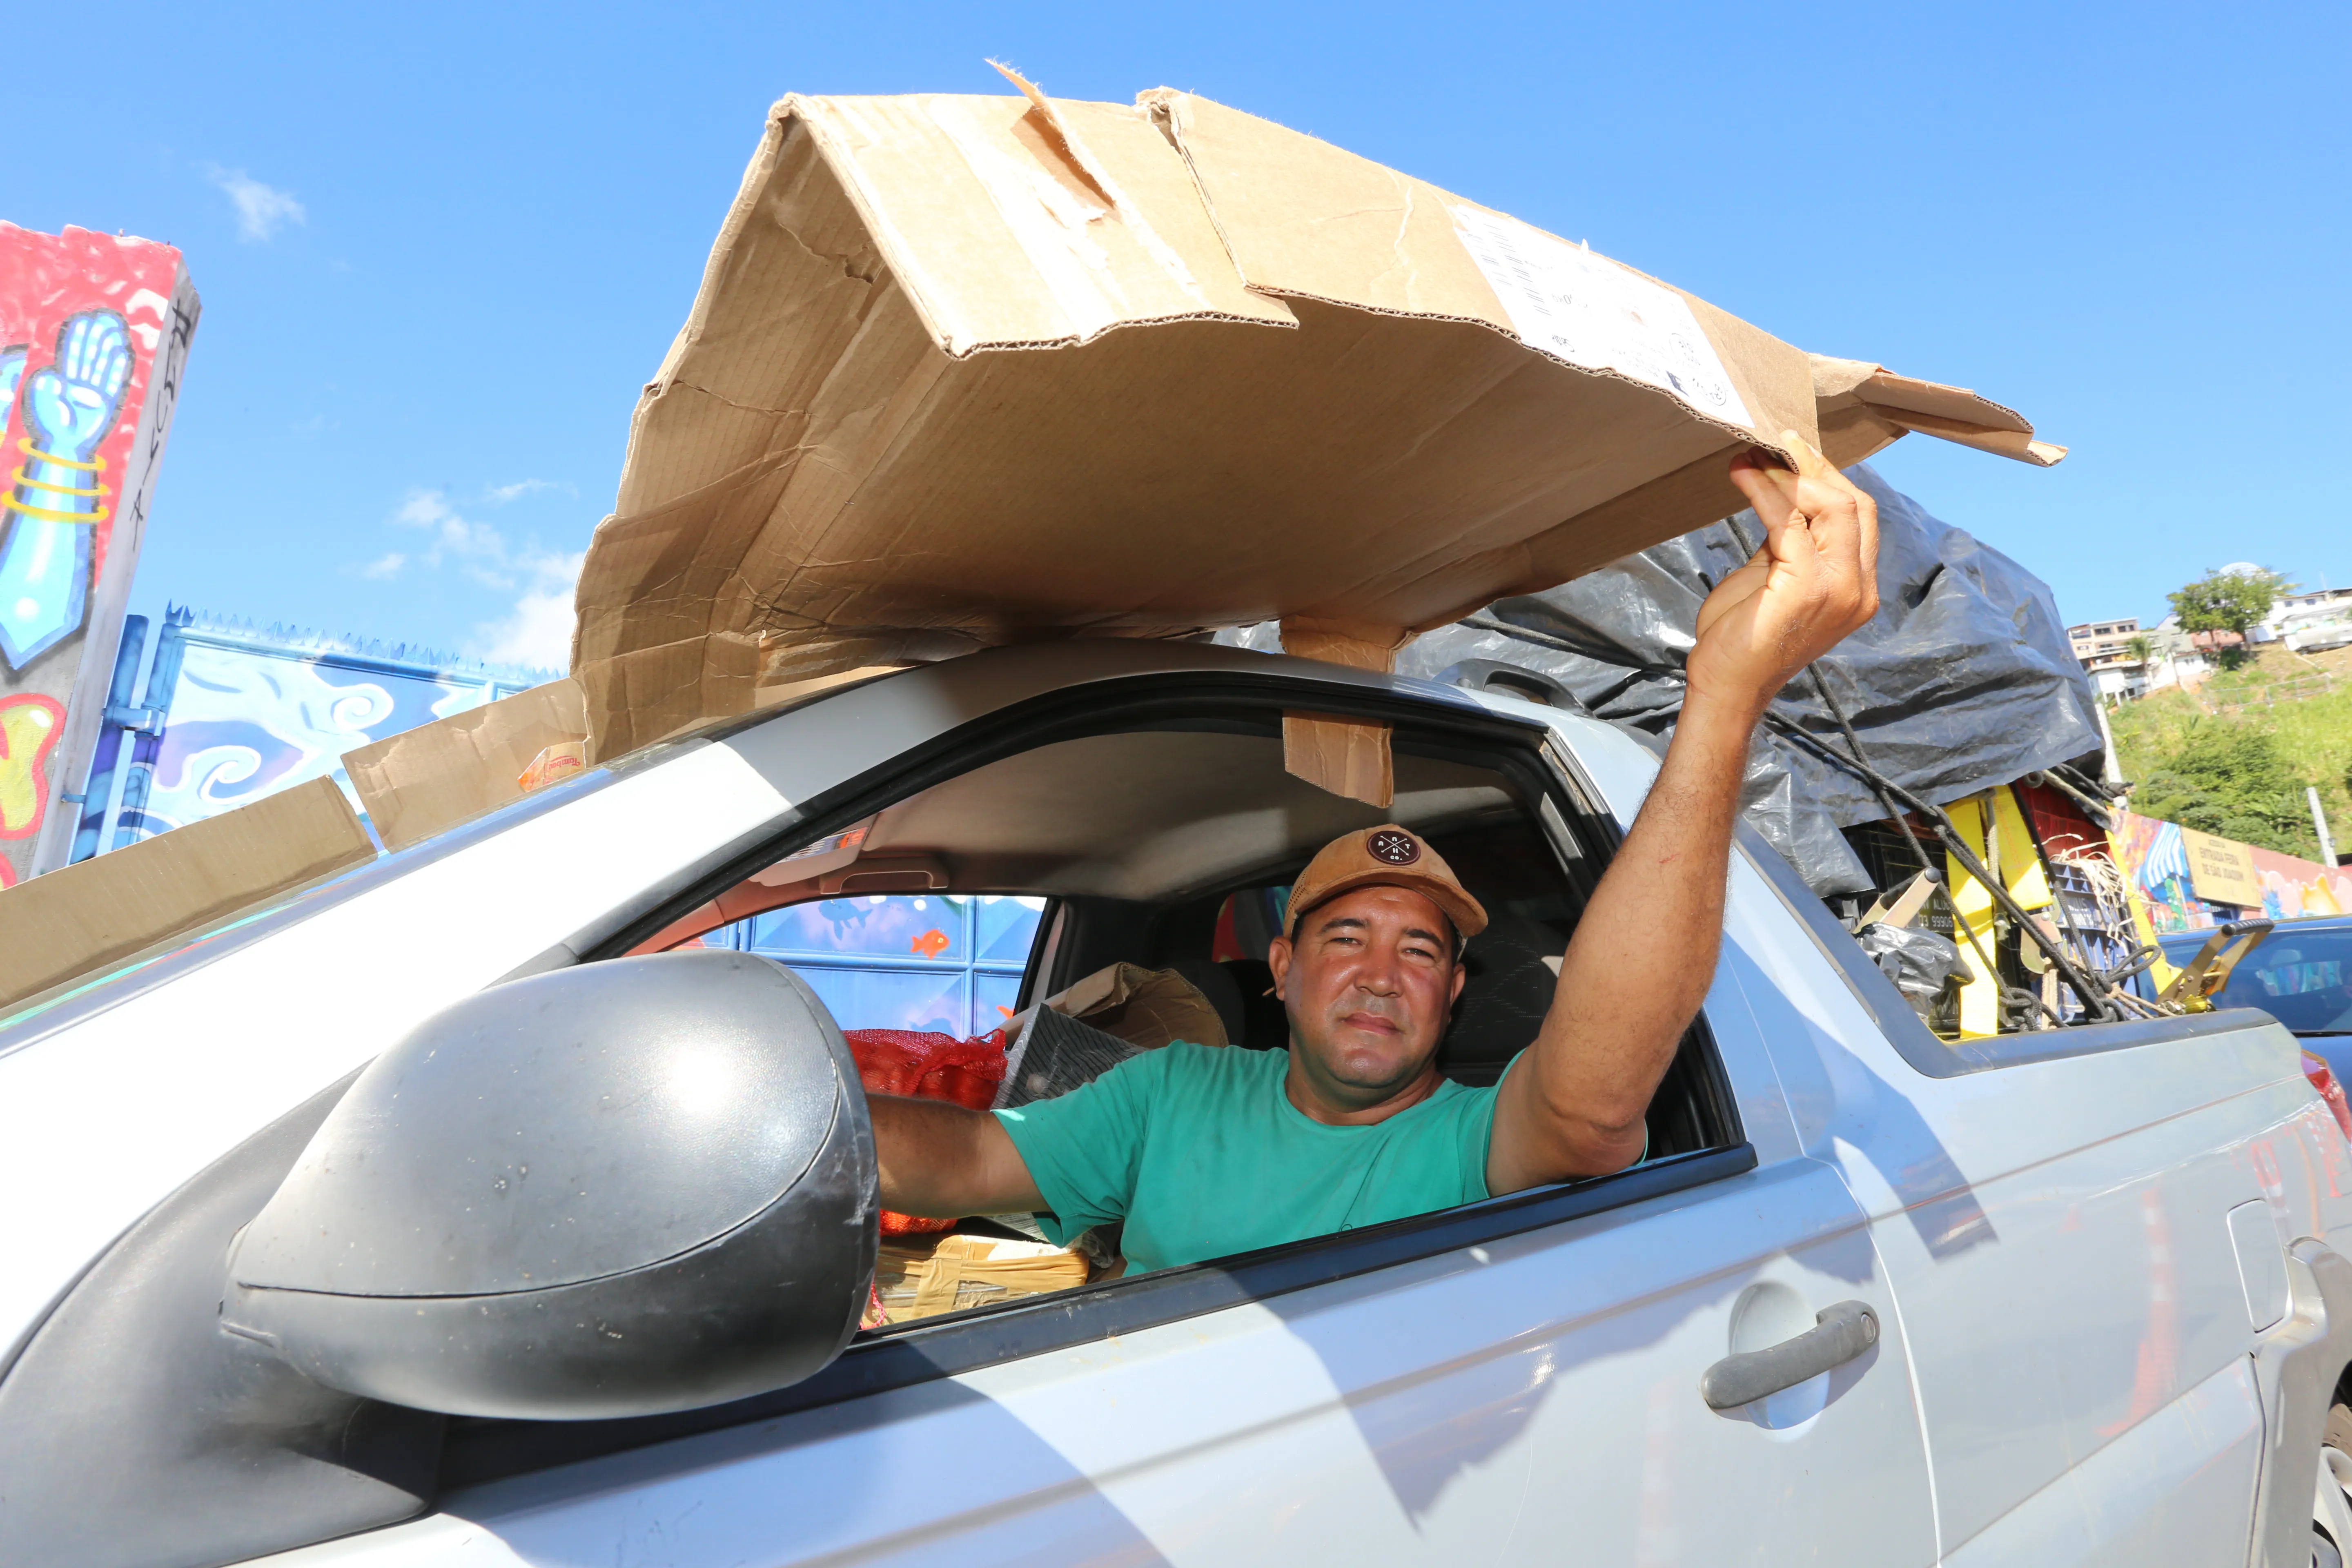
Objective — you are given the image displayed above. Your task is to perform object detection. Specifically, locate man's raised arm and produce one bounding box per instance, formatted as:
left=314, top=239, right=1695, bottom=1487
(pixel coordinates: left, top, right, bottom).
left=1488, top=435, right=1881, bottom=1194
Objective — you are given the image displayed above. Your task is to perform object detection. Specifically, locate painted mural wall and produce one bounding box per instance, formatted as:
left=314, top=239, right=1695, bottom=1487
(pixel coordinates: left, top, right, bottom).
left=90, top=610, right=550, bottom=852
left=2107, top=807, right=2350, bottom=937
left=0, top=225, right=198, bottom=886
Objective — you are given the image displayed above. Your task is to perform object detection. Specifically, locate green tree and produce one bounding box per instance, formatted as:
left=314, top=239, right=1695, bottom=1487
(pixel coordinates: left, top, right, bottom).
left=2130, top=717, right=2317, bottom=855
left=2169, top=567, right=2289, bottom=670
left=2124, top=632, right=2153, bottom=664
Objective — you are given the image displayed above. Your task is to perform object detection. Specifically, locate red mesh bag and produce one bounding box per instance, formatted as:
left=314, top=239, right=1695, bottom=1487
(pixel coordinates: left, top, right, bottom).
left=845, top=1027, right=1009, bottom=1235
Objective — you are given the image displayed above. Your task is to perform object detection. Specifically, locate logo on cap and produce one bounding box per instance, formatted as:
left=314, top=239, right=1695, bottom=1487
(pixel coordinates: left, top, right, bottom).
left=1367, top=829, right=1420, bottom=865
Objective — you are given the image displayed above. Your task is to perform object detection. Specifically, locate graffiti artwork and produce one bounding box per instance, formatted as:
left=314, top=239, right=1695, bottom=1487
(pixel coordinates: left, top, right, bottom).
left=2107, top=810, right=2206, bottom=937
left=2, top=312, right=134, bottom=666
left=2247, top=844, right=2352, bottom=921
left=0, top=695, right=64, bottom=840
left=90, top=610, right=549, bottom=849
left=2107, top=807, right=2352, bottom=933
left=0, top=225, right=198, bottom=884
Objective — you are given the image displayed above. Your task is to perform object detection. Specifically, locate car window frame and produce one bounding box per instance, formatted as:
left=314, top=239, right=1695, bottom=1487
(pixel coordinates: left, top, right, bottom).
left=435, top=669, right=1755, bottom=1489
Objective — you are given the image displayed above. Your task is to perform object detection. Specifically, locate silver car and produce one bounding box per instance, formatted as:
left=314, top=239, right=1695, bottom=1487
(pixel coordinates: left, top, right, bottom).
left=1, top=644, right=2345, bottom=1566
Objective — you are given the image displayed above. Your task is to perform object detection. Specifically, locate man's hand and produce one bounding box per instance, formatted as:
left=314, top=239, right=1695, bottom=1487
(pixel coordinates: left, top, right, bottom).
left=1687, top=432, right=1882, bottom=720
left=1488, top=434, right=1879, bottom=1194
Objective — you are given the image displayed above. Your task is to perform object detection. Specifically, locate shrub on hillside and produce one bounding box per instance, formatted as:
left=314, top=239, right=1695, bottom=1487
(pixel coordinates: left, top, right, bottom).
left=2129, top=719, right=2318, bottom=856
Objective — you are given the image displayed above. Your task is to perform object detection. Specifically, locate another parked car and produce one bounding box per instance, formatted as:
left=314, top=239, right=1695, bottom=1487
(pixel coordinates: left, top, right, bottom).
left=2162, top=915, right=2352, bottom=1046
left=3, top=643, right=2349, bottom=1567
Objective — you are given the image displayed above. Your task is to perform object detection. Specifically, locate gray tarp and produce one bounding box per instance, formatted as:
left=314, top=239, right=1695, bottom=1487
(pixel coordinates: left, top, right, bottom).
left=1228, top=464, right=2102, bottom=897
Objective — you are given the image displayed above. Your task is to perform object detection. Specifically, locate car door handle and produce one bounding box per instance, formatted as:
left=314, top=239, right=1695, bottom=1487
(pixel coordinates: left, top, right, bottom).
left=1700, top=1300, right=1880, bottom=1410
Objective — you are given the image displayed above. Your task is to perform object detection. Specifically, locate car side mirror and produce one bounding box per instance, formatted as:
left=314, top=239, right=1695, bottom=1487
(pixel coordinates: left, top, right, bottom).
left=222, top=951, right=877, bottom=1421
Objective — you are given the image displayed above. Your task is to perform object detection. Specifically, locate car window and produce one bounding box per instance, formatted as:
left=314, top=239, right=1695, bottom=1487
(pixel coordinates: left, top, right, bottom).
left=441, top=689, right=1753, bottom=1489
left=2211, top=926, right=2352, bottom=1032
left=702, top=893, right=1047, bottom=1036
left=627, top=713, right=1736, bottom=1338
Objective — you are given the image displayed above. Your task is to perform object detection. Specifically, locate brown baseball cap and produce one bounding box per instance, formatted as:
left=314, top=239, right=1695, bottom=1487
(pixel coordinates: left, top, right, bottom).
left=1285, top=825, right=1489, bottom=946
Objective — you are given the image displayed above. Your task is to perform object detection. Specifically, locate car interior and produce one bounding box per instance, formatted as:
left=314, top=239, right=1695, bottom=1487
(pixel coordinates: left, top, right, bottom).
left=634, top=710, right=1735, bottom=1330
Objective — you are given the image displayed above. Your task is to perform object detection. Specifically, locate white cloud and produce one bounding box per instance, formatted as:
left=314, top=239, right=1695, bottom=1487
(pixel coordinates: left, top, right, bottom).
left=204, top=165, right=307, bottom=243
left=365, top=489, right=580, bottom=672
left=487, top=478, right=568, bottom=503
left=391, top=490, right=514, bottom=584
left=468, top=550, right=584, bottom=672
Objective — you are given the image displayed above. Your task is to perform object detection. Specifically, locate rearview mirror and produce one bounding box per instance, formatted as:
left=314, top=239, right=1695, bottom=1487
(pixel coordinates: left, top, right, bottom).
left=223, top=951, right=877, bottom=1420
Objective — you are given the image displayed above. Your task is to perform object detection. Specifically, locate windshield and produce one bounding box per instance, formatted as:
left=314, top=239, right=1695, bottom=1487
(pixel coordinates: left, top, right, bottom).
left=2173, top=924, right=2352, bottom=1033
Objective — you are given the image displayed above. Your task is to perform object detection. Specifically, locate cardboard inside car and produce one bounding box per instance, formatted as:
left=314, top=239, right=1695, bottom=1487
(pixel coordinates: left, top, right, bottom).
left=570, top=76, right=2060, bottom=801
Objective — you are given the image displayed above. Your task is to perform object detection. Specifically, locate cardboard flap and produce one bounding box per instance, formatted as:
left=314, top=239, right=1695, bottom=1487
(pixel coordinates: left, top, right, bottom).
left=0, top=775, right=374, bottom=1012
left=791, top=89, right=1294, bottom=359
left=1811, top=354, right=2066, bottom=469
left=344, top=679, right=590, bottom=853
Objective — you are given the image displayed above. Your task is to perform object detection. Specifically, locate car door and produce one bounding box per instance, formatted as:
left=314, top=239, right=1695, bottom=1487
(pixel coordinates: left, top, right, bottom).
left=281, top=1031, right=1929, bottom=1568
left=4, top=648, right=1928, bottom=1568
left=272, top=695, right=1936, bottom=1568
left=1722, top=809, right=2341, bottom=1564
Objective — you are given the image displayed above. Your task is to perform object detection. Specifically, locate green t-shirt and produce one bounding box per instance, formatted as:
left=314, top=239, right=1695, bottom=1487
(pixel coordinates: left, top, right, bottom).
left=993, top=1041, right=1500, bottom=1275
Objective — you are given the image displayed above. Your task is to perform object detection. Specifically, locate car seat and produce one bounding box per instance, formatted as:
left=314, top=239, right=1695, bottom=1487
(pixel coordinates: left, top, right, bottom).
left=1168, top=956, right=1290, bottom=1050
left=1438, top=911, right=1566, bottom=1085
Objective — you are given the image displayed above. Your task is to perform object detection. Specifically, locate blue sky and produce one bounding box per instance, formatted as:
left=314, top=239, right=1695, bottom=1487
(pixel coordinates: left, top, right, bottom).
left=9, top=0, right=2345, bottom=673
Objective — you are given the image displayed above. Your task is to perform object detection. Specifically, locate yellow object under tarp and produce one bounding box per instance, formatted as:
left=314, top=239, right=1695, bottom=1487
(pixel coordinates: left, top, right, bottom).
left=1944, top=790, right=2053, bottom=1037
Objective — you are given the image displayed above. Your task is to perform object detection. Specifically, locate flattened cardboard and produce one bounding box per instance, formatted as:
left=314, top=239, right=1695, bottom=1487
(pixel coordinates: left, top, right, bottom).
left=571, top=82, right=2062, bottom=803
left=344, top=679, right=589, bottom=853
left=0, top=775, right=372, bottom=1011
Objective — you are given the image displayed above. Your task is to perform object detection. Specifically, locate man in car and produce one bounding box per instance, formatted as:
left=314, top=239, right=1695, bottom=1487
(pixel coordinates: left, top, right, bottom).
left=871, top=436, right=1880, bottom=1274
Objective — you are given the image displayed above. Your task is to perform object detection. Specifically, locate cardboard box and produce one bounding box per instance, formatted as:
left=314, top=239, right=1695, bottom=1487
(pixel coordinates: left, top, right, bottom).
left=1045, top=960, right=1229, bottom=1050
left=574, top=82, right=1819, bottom=770
left=0, top=774, right=373, bottom=1011
left=570, top=80, right=2058, bottom=805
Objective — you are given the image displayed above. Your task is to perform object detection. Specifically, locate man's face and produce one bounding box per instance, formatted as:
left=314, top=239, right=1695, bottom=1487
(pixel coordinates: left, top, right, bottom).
left=1268, top=884, right=1466, bottom=1103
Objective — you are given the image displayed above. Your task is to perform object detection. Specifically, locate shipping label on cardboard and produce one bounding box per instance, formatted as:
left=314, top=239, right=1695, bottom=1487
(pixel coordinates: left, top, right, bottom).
left=1451, top=206, right=1751, bottom=432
